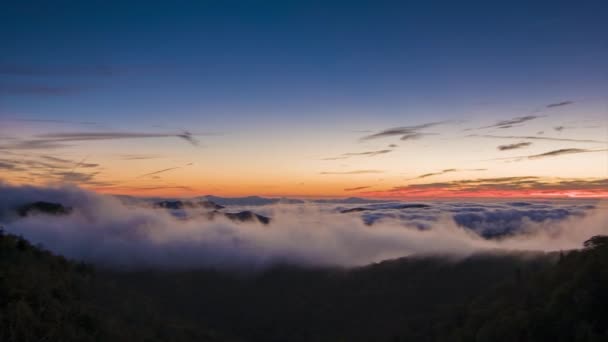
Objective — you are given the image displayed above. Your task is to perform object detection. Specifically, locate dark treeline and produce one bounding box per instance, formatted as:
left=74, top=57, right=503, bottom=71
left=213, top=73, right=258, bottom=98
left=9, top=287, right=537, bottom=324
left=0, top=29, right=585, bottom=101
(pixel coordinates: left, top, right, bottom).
left=1, top=226, right=608, bottom=341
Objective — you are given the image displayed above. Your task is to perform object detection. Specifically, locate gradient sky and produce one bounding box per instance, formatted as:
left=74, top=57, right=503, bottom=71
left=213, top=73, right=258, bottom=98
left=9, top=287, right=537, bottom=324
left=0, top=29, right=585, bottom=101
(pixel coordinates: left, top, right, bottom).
left=1, top=1, right=607, bottom=198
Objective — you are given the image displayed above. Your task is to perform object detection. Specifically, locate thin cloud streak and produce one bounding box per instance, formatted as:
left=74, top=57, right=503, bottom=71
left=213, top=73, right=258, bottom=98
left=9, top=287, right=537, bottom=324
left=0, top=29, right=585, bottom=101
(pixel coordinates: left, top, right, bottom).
left=546, top=101, right=574, bottom=108
left=0, top=130, right=204, bottom=150
left=497, top=142, right=532, bottom=151
left=400, top=132, right=438, bottom=140
left=468, top=134, right=606, bottom=144
left=409, top=168, right=487, bottom=180
left=527, top=148, right=608, bottom=160
left=344, top=186, right=372, bottom=191
left=360, top=122, right=444, bottom=141
left=491, top=148, right=608, bottom=162
left=323, top=149, right=392, bottom=160
left=119, top=154, right=162, bottom=160
left=136, top=167, right=182, bottom=178
left=365, top=177, right=608, bottom=198
left=478, top=115, right=543, bottom=130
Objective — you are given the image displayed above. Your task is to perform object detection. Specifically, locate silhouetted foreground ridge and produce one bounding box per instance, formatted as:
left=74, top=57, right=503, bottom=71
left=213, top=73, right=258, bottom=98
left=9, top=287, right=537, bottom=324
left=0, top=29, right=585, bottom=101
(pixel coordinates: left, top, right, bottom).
left=1, top=225, right=607, bottom=341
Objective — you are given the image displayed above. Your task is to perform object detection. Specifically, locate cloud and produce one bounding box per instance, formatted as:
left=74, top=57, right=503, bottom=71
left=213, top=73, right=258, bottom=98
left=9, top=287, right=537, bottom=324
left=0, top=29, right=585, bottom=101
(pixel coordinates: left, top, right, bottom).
left=369, top=177, right=608, bottom=198
left=0, top=130, right=201, bottom=150
left=0, top=153, right=106, bottom=186
left=320, top=170, right=384, bottom=175
left=323, top=149, right=392, bottom=160
left=38, top=155, right=73, bottom=163
left=0, top=161, right=22, bottom=171
left=478, top=115, right=543, bottom=130
left=526, top=148, right=607, bottom=160
left=51, top=171, right=103, bottom=184
left=497, top=142, right=532, bottom=151
left=0, top=183, right=606, bottom=269
left=400, top=132, right=438, bottom=140
left=0, top=155, right=98, bottom=172
left=136, top=167, right=182, bottom=178
left=176, top=131, right=199, bottom=145
left=414, top=169, right=457, bottom=179
left=344, top=186, right=372, bottom=192
left=38, top=131, right=197, bottom=143
left=360, top=122, right=443, bottom=141
left=546, top=101, right=574, bottom=108
left=492, top=148, right=607, bottom=162
left=93, top=185, right=194, bottom=192
left=468, top=134, right=606, bottom=144
left=410, top=168, right=487, bottom=180
left=0, top=139, right=70, bottom=150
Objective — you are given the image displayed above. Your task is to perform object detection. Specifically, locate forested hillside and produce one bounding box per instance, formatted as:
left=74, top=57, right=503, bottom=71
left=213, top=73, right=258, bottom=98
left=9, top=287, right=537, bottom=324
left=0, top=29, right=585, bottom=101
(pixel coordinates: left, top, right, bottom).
left=2, top=226, right=607, bottom=341
left=0, top=227, right=232, bottom=342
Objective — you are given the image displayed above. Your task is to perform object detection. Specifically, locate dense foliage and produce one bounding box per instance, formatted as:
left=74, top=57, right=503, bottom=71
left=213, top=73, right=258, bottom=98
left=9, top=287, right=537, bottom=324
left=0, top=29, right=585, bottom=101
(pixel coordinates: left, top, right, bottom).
left=1, top=226, right=607, bottom=341
left=0, top=228, right=231, bottom=342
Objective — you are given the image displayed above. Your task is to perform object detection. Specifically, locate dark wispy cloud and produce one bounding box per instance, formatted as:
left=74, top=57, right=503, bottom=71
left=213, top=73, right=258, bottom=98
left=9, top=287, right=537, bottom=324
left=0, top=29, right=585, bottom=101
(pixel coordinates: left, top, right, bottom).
left=468, top=134, right=605, bottom=144
left=38, top=131, right=197, bottom=144
left=39, top=155, right=76, bottom=164
left=94, top=185, right=194, bottom=192
left=388, top=144, right=398, bottom=148
left=51, top=171, right=104, bottom=184
left=0, top=139, right=70, bottom=150
left=360, top=122, right=443, bottom=141
left=37, top=155, right=97, bottom=168
left=119, top=154, right=162, bottom=160
left=136, top=167, right=182, bottom=178
left=546, top=101, right=574, bottom=108
left=410, top=168, right=487, bottom=180
left=388, top=176, right=540, bottom=193
left=413, top=169, right=457, bottom=179
left=323, top=149, right=392, bottom=160
left=494, top=148, right=608, bottom=162
left=0, top=152, right=108, bottom=186
left=0, top=130, right=201, bottom=150
left=497, top=142, right=532, bottom=151
left=344, top=186, right=372, bottom=191
left=373, top=177, right=608, bottom=196
left=0, top=161, right=22, bottom=171
left=400, top=132, right=438, bottom=140
left=554, top=124, right=599, bottom=132
left=478, top=115, right=544, bottom=130
left=0, top=155, right=97, bottom=173
left=527, top=148, right=607, bottom=160
left=320, top=170, right=384, bottom=175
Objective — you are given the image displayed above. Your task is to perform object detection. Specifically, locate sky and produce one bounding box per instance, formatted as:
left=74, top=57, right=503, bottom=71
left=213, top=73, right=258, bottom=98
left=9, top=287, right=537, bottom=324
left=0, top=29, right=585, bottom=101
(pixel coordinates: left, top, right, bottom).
left=1, top=1, right=607, bottom=198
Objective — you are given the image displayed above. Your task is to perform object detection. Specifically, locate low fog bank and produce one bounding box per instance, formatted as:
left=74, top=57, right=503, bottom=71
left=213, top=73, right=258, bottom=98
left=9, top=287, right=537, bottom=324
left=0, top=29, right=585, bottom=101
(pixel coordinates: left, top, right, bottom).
left=0, top=182, right=606, bottom=269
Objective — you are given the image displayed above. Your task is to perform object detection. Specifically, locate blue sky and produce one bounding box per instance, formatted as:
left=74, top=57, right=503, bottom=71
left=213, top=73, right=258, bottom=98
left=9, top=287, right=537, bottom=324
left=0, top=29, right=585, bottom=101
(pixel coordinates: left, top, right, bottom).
left=1, top=1, right=607, bottom=197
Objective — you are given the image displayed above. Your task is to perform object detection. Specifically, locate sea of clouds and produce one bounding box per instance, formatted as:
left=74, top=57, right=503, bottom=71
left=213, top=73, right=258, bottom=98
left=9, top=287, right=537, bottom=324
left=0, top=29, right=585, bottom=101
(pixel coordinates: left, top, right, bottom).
left=0, top=182, right=606, bottom=269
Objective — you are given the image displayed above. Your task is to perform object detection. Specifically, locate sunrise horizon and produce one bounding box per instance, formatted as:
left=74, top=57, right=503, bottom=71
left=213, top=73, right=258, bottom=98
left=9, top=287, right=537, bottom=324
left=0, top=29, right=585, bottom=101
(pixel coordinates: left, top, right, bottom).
left=2, top=2, right=608, bottom=340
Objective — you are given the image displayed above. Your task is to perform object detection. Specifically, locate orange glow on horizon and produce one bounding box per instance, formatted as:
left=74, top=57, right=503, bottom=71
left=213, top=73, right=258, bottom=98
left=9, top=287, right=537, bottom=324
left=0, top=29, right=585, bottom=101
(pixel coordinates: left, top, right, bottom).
left=85, top=184, right=608, bottom=199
